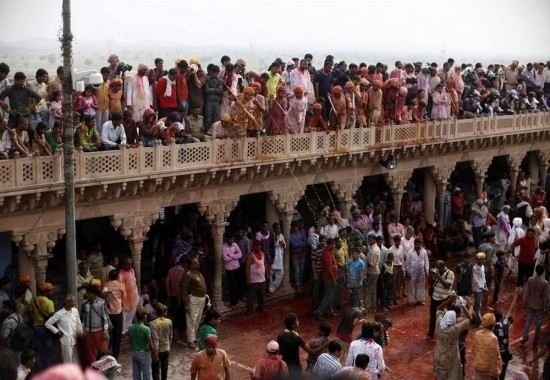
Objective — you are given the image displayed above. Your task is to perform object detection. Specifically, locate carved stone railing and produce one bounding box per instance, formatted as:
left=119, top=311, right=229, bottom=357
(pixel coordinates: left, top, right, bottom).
left=0, top=112, right=548, bottom=194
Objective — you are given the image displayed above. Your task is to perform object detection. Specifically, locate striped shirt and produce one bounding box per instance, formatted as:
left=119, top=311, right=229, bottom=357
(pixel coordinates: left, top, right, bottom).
left=80, top=297, right=109, bottom=333
left=432, top=269, right=454, bottom=301
left=312, top=352, right=342, bottom=379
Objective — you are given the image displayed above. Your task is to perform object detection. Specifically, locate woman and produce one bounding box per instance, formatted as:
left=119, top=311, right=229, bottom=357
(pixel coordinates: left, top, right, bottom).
left=197, top=310, right=221, bottom=351
left=433, top=293, right=474, bottom=380
left=139, top=108, right=163, bottom=147
left=495, top=206, right=511, bottom=251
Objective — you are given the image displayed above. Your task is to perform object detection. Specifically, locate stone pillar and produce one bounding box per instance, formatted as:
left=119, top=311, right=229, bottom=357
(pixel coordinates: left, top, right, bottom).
left=11, top=228, right=63, bottom=294
left=280, top=210, right=296, bottom=290
left=110, top=211, right=159, bottom=288
left=384, top=172, right=412, bottom=220
left=431, top=165, right=455, bottom=228
left=537, top=151, right=550, bottom=189
left=265, top=196, right=280, bottom=225
left=336, top=181, right=360, bottom=220
left=507, top=154, right=523, bottom=197
left=528, top=152, right=539, bottom=185
left=423, top=169, right=436, bottom=224
left=200, top=199, right=238, bottom=309
left=210, top=221, right=229, bottom=308
left=472, top=159, right=492, bottom=199
left=128, top=238, right=145, bottom=286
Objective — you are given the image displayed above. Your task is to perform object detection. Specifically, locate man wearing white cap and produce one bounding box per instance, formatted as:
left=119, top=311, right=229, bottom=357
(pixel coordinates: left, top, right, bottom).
left=126, top=63, right=153, bottom=123
left=251, top=340, right=289, bottom=380
left=107, top=54, right=119, bottom=82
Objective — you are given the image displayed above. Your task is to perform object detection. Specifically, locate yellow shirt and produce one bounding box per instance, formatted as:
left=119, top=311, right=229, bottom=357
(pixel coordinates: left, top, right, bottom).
left=29, top=295, right=55, bottom=327
left=334, top=247, right=348, bottom=267
left=266, top=72, right=282, bottom=98
left=96, top=82, right=110, bottom=111
left=473, top=328, right=502, bottom=377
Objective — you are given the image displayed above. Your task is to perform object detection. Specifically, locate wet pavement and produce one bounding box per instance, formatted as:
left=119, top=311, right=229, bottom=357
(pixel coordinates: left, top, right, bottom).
left=109, top=269, right=548, bottom=380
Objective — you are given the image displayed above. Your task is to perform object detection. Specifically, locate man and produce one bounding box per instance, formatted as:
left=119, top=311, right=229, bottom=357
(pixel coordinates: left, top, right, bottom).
left=0, top=72, right=42, bottom=129
left=345, top=323, right=385, bottom=380
left=127, top=63, right=153, bottom=123
left=103, top=269, right=126, bottom=359
left=427, top=260, right=454, bottom=340
left=0, top=277, right=11, bottom=312
left=315, top=60, right=334, bottom=120
left=479, top=231, right=496, bottom=300
left=165, top=256, right=185, bottom=342
left=277, top=313, right=329, bottom=377
left=94, top=67, right=111, bottom=129
left=365, top=234, right=380, bottom=312
left=101, top=255, right=118, bottom=285
left=333, top=353, right=371, bottom=380
left=473, top=252, right=488, bottom=326
left=251, top=340, right=288, bottom=380
left=473, top=313, right=502, bottom=379
left=150, top=304, right=172, bottom=380
left=494, top=288, right=520, bottom=380
left=46, top=66, right=63, bottom=101
left=312, top=341, right=342, bottom=379
left=510, top=227, right=538, bottom=287
left=255, top=221, right=273, bottom=293
left=27, top=68, right=49, bottom=123
left=471, top=199, right=489, bottom=249
left=388, top=236, right=404, bottom=303
left=80, top=284, right=109, bottom=365
left=157, top=68, right=178, bottom=118
left=521, top=264, right=548, bottom=346
left=119, top=256, right=139, bottom=334
left=45, top=295, right=82, bottom=363
left=0, top=300, right=24, bottom=364
left=107, top=54, right=120, bottom=82
left=245, top=240, right=267, bottom=314
left=181, top=257, right=207, bottom=349
left=128, top=308, right=157, bottom=380
left=204, top=65, right=224, bottom=132
left=314, top=238, right=338, bottom=320
left=29, top=282, right=55, bottom=371
left=100, top=112, right=127, bottom=150
left=190, top=335, right=230, bottom=380
left=222, top=233, right=242, bottom=309
left=266, top=62, right=283, bottom=99
left=456, top=252, right=473, bottom=296
left=291, top=59, right=312, bottom=99
left=405, top=239, right=429, bottom=305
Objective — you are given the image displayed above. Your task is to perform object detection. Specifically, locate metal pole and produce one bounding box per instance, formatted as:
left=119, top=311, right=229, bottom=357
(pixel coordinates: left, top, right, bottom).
left=62, top=0, right=77, bottom=297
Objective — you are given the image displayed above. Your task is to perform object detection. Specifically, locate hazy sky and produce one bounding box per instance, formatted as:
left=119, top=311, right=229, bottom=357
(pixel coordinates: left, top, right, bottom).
left=1, top=0, right=549, bottom=62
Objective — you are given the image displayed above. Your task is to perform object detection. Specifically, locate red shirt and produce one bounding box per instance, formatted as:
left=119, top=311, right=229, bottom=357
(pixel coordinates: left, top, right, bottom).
left=515, top=236, right=537, bottom=265
left=156, top=77, right=178, bottom=109
left=321, top=249, right=338, bottom=281
left=176, top=73, right=188, bottom=100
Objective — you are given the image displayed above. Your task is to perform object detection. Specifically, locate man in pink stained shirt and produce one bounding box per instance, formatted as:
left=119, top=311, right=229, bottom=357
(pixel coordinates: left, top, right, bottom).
left=389, top=61, right=403, bottom=79
left=222, top=232, right=242, bottom=309
left=387, top=214, right=405, bottom=247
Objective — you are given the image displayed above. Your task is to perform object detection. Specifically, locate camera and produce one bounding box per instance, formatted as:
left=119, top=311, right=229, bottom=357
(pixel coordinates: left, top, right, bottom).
left=430, top=268, right=439, bottom=275
left=115, top=62, right=133, bottom=75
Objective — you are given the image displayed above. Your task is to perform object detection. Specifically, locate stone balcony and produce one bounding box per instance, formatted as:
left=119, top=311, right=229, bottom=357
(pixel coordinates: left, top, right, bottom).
left=0, top=112, right=549, bottom=217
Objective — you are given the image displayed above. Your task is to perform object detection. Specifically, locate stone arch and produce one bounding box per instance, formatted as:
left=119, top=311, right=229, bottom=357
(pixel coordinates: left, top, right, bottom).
left=248, top=181, right=267, bottom=194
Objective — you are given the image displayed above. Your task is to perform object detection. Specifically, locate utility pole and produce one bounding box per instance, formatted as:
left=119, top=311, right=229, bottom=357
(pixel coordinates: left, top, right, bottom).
left=61, top=0, right=77, bottom=297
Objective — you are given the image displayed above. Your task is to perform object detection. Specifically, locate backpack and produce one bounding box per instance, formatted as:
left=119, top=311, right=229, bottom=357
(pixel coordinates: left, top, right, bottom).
left=8, top=315, right=34, bottom=352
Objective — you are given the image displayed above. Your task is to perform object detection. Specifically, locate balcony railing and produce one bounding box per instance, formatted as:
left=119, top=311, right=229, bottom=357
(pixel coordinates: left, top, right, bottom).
left=1, top=112, right=548, bottom=193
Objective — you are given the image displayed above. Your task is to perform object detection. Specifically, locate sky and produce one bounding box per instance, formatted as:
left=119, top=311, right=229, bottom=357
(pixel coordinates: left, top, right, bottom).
left=1, top=0, right=549, bottom=65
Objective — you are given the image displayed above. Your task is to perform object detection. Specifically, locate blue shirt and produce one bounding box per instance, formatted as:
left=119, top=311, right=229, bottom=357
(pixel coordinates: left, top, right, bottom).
left=290, top=231, right=308, bottom=254
left=347, top=258, right=365, bottom=287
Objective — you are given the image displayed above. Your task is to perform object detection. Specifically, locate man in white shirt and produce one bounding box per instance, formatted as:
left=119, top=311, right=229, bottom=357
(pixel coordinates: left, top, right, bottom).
left=126, top=63, right=153, bottom=123
left=388, top=235, right=405, bottom=303
left=472, top=252, right=487, bottom=327
left=27, top=69, right=49, bottom=123
left=312, top=341, right=342, bottom=378
left=45, top=295, right=82, bottom=363
left=405, top=239, right=429, bottom=305
left=101, top=113, right=127, bottom=150
left=345, top=323, right=386, bottom=379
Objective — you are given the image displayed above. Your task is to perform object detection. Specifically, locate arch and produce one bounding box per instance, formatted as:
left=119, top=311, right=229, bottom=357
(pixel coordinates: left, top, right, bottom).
left=248, top=181, right=267, bottom=194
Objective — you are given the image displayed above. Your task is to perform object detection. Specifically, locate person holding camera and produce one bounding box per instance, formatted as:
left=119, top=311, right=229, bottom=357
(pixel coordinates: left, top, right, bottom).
left=427, top=260, right=454, bottom=340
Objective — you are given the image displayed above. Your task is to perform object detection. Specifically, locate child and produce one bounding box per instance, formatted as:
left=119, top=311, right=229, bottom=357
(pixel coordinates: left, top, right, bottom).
left=335, top=308, right=366, bottom=364
left=494, top=287, right=520, bottom=379
left=77, top=84, right=98, bottom=120
left=307, top=103, right=329, bottom=132
left=381, top=252, right=394, bottom=310
left=306, top=321, right=331, bottom=371
left=374, top=315, right=393, bottom=346
left=49, top=89, right=63, bottom=128
left=108, top=78, right=124, bottom=115
left=493, top=250, right=508, bottom=304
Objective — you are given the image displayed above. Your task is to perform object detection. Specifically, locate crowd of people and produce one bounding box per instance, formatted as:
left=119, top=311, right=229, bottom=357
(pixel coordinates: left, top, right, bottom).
left=1, top=54, right=550, bottom=158
left=1, top=52, right=550, bottom=379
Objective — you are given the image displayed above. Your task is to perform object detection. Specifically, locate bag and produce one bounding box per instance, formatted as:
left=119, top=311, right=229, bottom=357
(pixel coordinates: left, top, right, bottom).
left=9, top=315, right=34, bottom=352
left=32, top=298, right=59, bottom=339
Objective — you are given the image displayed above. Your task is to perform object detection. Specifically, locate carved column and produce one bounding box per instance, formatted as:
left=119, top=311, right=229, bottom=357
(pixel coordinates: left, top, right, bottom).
left=431, top=165, right=455, bottom=228
left=507, top=154, right=524, bottom=197
left=200, top=199, right=238, bottom=309
left=472, top=159, right=492, bottom=199
left=110, top=212, right=159, bottom=286
left=335, top=181, right=360, bottom=220
left=537, top=151, right=550, bottom=190
left=385, top=171, right=412, bottom=220
left=11, top=227, right=64, bottom=294
left=423, top=169, right=436, bottom=224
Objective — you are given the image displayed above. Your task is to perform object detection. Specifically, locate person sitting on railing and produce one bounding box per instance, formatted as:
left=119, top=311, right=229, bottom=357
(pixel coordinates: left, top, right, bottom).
left=462, top=91, right=482, bottom=118
left=500, top=90, right=519, bottom=115
left=77, top=115, right=102, bottom=152
left=187, top=103, right=211, bottom=143
left=45, top=120, right=64, bottom=154
left=287, top=86, right=307, bottom=134
left=8, top=117, right=33, bottom=158
left=139, top=108, right=163, bottom=147
left=306, top=103, right=329, bottom=133
left=0, top=118, right=11, bottom=159
left=207, top=113, right=232, bottom=140
left=160, top=111, right=189, bottom=145
left=32, top=122, right=52, bottom=157
left=122, top=110, right=140, bottom=148
left=100, top=113, right=128, bottom=150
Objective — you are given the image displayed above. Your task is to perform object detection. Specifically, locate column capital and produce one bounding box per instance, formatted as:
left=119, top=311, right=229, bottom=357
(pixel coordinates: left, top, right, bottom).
left=431, top=165, right=455, bottom=184
left=268, top=191, right=303, bottom=214
left=472, top=159, right=493, bottom=178
left=384, top=171, right=411, bottom=193
left=200, top=199, right=239, bottom=224
left=11, top=227, right=65, bottom=258
left=537, top=150, right=550, bottom=165
left=110, top=211, right=159, bottom=240
left=506, top=153, right=525, bottom=171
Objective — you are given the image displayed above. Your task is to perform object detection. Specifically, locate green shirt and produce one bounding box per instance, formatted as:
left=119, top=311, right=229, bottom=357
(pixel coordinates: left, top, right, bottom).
left=128, top=322, right=151, bottom=351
